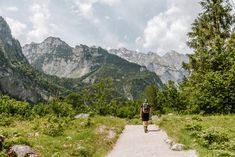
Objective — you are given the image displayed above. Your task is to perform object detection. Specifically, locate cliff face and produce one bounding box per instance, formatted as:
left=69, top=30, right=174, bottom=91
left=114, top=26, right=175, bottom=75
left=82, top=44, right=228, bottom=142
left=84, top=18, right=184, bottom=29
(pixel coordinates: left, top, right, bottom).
left=109, top=48, right=189, bottom=84
left=23, top=38, right=163, bottom=99
left=0, top=17, right=50, bottom=102
left=0, top=17, right=75, bottom=103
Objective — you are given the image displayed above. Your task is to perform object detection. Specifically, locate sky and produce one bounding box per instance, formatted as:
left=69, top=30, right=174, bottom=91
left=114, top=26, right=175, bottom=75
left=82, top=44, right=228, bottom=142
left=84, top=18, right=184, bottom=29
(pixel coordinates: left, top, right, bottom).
left=0, top=0, right=204, bottom=55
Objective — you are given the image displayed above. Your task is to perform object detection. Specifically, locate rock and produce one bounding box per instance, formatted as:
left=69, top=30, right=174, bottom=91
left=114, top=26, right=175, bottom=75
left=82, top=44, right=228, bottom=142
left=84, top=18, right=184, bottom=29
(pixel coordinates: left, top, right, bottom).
left=164, top=138, right=175, bottom=146
left=171, top=143, right=185, bottom=151
left=8, top=145, right=39, bottom=157
left=96, top=125, right=107, bottom=134
left=75, top=113, right=89, bottom=119
left=151, top=115, right=158, bottom=120
left=107, top=130, right=116, bottom=140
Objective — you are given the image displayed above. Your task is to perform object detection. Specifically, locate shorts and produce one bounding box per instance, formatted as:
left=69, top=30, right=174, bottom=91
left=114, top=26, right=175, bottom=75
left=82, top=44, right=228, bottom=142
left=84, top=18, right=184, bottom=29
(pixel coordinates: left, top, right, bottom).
left=142, top=113, right=149, bottom=121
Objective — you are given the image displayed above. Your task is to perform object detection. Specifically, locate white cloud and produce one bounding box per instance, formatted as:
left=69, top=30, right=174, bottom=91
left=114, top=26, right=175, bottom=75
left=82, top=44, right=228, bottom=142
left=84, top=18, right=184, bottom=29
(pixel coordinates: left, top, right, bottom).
left=0, top=6, right=18, bottom=12
left=140, top=0, right=201, bottom=54
left=5, top=17, right=27, bottom=38
left=100, top=0, right=120, bottom=6
left=70, top=0, right=120, bottom=20
left=5, top=6, right=19, bottom=12
left=27, top=3, right=57, bottom=43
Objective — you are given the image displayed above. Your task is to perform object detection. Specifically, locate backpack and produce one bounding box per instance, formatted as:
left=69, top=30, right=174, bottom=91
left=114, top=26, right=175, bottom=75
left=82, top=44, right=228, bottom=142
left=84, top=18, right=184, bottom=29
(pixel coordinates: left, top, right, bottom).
left=142, top=103, right=150, bottom=113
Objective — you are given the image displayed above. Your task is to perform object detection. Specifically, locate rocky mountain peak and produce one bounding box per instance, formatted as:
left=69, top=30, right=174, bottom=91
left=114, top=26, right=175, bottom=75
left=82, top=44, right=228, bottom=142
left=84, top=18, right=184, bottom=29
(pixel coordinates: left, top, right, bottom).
left=41, top=36, right=69, bottom=49
left=0, top=16, right=13, bottom=45
left=108, top=48, right=189, bottom=83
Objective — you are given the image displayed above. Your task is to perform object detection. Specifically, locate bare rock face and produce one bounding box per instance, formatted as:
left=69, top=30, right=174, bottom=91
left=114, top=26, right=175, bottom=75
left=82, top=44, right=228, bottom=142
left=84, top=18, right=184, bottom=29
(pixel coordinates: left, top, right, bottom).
left=8, top=145, right=39, bottom=157
left=109, top=48, right=189, bottom=84
left=0, top=16, right=52, bottom=103
left=22, top=39, right=102, bottom=78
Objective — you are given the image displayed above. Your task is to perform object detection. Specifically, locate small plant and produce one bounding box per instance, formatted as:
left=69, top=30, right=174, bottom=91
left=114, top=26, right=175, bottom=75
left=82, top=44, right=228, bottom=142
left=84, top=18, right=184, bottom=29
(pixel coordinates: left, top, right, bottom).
left=184, top=122, right=203, bottom=131
left=0, top=114, right=13, bottom=127
left=199, top=127, right=229, bottom=148
left=4, top=137, right=30, bottom=149
left=192, top=115, right=203, bottom=121
left=38, top=116, right=65, bottom=137
left=214, top=150, right=235, bottom=157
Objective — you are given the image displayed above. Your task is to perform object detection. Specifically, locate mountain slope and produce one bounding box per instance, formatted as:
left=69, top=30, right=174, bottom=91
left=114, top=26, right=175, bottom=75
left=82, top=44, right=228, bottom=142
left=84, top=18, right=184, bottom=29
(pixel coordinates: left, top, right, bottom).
left=0, top=16, right=76, bottom=103
left=23, top=38, right=163, bottom=99
left=109, top=48, right=189, bottom=84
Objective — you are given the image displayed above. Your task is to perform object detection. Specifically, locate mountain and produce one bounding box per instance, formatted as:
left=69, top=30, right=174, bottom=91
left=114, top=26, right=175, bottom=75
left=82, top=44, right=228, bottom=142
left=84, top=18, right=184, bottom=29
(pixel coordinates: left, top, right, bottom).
left=0, top=17, right=77, bottom=103
left=109, top=48, right=189, bottom=84
left=23, top=38, right=163, bottom=99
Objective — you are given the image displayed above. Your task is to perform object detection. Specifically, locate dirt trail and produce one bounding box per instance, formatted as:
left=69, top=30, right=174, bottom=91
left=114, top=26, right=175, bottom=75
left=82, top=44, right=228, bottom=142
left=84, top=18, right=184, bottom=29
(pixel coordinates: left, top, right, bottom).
left=106, top=125, right=197, bottom=157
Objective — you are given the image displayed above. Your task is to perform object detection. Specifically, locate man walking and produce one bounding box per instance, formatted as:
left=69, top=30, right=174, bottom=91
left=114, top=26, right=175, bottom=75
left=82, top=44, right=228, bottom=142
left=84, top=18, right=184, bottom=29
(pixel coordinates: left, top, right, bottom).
left=140, top=99, right=151, bottom=133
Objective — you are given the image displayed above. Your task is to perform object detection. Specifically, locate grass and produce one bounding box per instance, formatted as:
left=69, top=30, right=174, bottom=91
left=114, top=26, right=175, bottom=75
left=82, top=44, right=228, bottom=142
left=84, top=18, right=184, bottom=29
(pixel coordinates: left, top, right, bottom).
left=156, top=114, right=235, bottom=157
left=0, top=115, right=126, bottom=157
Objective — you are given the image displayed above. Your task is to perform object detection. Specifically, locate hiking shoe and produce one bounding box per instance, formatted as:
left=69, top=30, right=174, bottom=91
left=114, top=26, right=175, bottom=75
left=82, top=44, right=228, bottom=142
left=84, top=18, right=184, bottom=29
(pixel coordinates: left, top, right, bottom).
left=144, top=126, right=148, bottom=133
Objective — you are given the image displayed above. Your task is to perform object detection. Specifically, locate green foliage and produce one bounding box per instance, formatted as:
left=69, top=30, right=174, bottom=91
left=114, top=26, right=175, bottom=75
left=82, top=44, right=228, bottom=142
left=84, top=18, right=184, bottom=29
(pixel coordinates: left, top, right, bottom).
left=199, top=127, right=229, bottom=148
left=180, top=0, right=235, bottom=114
left=0, top=116, right=126, bottom=157
left=0, top=113, right=14, bottom=126
left=144, top=83, right=159, bottom=111
left=32, top=100, right=75, bottom=117
left=39, top=116, right=65, bottom=137
left=154, top=81, right=186, bottom=114
left=0, top=95, right=30, bottom=117
left=158, top=115, right=235, bottom=157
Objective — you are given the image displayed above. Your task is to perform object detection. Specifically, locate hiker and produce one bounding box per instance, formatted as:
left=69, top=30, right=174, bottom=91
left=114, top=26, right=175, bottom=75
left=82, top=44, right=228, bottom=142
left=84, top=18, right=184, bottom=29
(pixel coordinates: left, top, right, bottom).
left=140, top=99, right=151, bottom=133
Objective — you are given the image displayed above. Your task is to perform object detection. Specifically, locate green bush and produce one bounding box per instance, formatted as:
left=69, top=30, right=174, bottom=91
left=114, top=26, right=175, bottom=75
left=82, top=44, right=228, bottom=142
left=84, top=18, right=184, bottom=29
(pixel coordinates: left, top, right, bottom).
left=0, top=96, right=30, bottom=117
left=32, top=100, right=75, bottom=117
left=35, top=116, right=68, bottom=137
left=0, top=114, right=14, bottom=126
left=4, top=137, right=30, bottom=149
left=214, top=150, right=235, bottom=157
left=184, top=122, right=202, bottom=131
left=199, top=127, right=229, bottom=148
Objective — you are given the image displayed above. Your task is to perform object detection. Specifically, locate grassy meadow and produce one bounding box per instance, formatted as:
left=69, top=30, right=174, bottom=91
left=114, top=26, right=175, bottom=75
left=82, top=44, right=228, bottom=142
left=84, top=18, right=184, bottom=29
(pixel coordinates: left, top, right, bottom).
left=157, top=114, right=235, bottom=157
left=0, top=115, right=125, bottom=157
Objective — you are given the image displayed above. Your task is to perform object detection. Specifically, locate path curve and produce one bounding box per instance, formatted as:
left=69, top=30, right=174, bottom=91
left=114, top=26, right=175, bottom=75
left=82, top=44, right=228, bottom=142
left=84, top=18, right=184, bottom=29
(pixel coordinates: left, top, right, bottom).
left=106, top=125, right=197, bottom=157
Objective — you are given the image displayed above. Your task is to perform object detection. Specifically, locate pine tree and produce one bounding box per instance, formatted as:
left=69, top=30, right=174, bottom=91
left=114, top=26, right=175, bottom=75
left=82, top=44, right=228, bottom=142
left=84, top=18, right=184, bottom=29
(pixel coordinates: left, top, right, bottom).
left=184, top=0, right=235, bottom=114
left=188, top=0, right=234, bottom=72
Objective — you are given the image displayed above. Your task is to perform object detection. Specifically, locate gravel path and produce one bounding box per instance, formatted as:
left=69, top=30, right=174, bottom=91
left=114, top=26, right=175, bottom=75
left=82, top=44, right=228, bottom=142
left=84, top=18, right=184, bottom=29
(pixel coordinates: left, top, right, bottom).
left=106, top=125, right=197, bottom=157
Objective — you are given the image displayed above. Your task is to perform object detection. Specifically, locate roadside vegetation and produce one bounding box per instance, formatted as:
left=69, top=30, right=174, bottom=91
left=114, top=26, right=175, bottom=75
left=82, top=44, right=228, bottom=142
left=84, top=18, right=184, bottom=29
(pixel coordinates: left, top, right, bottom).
left=1, top=0, right=235, bottom=156
left=157, top=115, right=235, bottom=157
left=0, top=96, right=126, bottom=157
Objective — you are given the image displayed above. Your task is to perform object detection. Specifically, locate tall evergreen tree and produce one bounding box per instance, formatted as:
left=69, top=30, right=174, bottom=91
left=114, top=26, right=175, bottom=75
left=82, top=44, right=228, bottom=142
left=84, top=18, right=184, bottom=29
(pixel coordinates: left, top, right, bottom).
left=184, top=0, right=235, bottom=114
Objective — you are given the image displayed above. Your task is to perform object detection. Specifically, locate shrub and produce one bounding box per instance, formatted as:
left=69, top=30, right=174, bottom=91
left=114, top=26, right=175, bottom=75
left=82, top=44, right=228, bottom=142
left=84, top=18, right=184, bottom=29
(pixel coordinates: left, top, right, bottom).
left=184, top=122, right=202, bottom=131
left=0, top=96, right=30, bottom=117
left=0, top=114, right=13, bottom=126
left=32, top=101, right=75, bottom=117
left=214, top=150, right=235, bottom=157
left=4, top=137, right=30, bottom=149
left=35, top=116, right=65, bottom=137
left=199, top=127, right=229, bottom=148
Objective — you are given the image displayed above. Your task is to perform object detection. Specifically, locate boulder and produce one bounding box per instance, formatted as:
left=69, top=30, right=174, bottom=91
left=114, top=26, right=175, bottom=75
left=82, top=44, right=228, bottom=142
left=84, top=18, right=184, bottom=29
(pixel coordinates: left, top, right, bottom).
left=171, top=143, right=185, bottom=151
left=75, top=113, right=89, bottom=119
left=151, top=115, right=158, bottom=120
left=8, top=145, right=39, bottom=157
left=164, top=138, right=175, bottom=146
